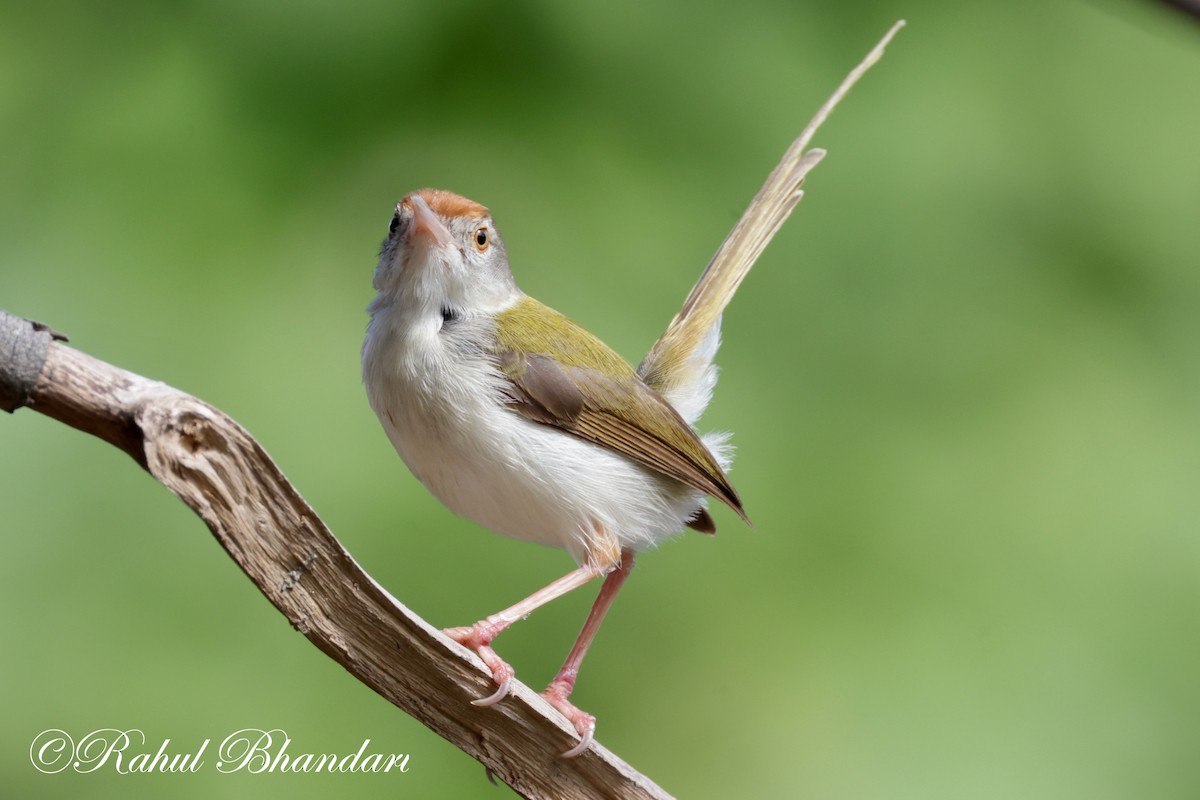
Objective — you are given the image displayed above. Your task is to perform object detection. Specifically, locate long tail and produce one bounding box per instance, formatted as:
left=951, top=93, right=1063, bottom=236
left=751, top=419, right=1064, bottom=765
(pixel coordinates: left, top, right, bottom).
left=638, top=20, right=906, bottom=419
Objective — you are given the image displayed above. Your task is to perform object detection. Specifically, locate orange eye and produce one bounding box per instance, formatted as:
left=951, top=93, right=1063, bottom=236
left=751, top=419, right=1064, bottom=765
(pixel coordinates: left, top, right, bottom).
left=474, top=226, right=489, bottom=251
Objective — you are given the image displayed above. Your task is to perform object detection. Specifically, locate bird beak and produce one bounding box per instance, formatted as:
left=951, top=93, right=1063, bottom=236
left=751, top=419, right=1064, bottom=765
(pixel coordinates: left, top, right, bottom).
left=406, top=193, right=452, bottom=249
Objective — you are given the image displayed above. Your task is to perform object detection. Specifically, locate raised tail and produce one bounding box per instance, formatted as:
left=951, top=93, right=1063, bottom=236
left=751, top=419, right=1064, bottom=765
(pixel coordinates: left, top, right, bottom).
left=638, top=20, right=905, bottom=424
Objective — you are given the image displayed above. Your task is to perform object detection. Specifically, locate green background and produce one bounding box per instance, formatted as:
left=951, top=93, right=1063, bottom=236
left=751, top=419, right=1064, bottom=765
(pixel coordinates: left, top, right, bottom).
left=3, top=1, right=1199, bottom=798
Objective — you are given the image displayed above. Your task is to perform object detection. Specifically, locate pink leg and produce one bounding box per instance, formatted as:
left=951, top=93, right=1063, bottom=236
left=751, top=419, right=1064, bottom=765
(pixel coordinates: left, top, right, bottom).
left=543, top=549, right=636, bottom=757
left=444, top=561, right=604, bottom=706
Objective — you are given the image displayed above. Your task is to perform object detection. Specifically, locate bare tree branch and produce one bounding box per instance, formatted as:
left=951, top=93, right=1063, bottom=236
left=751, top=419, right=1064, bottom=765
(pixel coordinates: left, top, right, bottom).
left=0, top=309, right=674, bottom=800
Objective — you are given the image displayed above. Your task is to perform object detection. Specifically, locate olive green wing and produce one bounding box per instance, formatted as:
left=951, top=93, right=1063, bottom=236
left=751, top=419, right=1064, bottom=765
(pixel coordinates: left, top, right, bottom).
left=491, top=297, right=746, bottom=524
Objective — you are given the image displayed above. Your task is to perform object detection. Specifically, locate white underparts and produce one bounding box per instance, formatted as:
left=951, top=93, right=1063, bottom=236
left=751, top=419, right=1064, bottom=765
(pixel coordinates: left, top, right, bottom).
left=364, top=263, right=732, bottom=565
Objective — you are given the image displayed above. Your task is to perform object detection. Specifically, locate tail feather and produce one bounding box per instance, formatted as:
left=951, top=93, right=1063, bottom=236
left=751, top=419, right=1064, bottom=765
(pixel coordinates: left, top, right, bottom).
left=637, top=146, right=821, bottom=404
left=638, top=20, right=906, bottom=420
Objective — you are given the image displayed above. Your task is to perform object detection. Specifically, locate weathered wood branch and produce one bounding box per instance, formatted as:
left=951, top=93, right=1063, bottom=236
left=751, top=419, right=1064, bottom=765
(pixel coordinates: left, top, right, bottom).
left=0, top=309, right=672, bottom=800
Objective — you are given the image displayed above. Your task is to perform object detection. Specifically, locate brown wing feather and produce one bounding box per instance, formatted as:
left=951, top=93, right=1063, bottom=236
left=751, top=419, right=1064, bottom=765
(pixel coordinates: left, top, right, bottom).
left=572, top=408, right=742, bottom=514
left=495, top=346, right=746, bottom=523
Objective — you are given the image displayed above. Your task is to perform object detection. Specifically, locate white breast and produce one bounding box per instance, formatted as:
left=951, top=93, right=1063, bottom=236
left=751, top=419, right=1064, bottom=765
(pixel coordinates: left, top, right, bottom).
left=363, top=300, right=709, bottom=567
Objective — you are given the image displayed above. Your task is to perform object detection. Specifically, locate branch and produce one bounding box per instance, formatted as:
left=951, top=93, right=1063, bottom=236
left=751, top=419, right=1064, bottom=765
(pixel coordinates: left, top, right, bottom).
left=0, top=309, right=672, bottom=800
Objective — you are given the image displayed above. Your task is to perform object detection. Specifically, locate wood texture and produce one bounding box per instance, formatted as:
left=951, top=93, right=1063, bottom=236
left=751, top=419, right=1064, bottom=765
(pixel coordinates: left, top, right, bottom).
left=0, top=309, right=673, bottom=800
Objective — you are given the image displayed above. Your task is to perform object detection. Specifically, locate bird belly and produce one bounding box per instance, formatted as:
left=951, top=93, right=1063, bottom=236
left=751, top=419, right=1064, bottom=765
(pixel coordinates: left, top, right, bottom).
left=365, top=320, right=705, bottom=566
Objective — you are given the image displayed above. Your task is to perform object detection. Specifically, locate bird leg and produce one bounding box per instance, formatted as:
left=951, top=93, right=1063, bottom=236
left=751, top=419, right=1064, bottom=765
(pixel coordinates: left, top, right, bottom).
left=542, top=549, right=636, bottom=757
left=444, top=560, right=605, bottom=707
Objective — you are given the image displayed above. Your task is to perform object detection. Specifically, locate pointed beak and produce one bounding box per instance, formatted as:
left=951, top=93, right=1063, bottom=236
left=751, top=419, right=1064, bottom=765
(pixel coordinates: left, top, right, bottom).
left=406, top=193, right=452, bottom=249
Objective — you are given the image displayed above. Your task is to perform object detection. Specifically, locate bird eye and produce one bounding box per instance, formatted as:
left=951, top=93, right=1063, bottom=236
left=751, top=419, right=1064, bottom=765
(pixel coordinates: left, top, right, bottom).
left=474, top=226, right=489, bottom=251
left=388, top=214, right=401, bottom=235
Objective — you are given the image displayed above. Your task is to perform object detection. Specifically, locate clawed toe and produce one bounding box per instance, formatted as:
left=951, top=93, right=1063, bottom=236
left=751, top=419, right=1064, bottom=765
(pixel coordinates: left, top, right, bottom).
left=560, top=721, right=594, bottom=758
left=472, top=674, right=512, bottom=706
left=542, top=678, right=596, bottom=758
left=444, top=623, right=516, bottom=706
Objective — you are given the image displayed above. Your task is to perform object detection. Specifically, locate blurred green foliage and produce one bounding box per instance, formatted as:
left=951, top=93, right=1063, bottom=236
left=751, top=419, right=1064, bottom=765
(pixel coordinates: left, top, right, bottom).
left=3, top=1, right=1200, bottom=798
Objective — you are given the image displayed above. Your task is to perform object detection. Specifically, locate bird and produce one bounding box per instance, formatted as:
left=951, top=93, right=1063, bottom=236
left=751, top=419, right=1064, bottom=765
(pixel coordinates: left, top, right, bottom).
left=361, top=184, right=795, bottom=757
left=359, top=18, right=900, bottom=762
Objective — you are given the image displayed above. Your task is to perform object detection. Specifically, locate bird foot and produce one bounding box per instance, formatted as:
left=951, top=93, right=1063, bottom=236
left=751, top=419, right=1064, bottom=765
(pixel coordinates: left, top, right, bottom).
left=542, top=676, right=596, bottom=758
left=444, top=621, right=515, bottom=706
